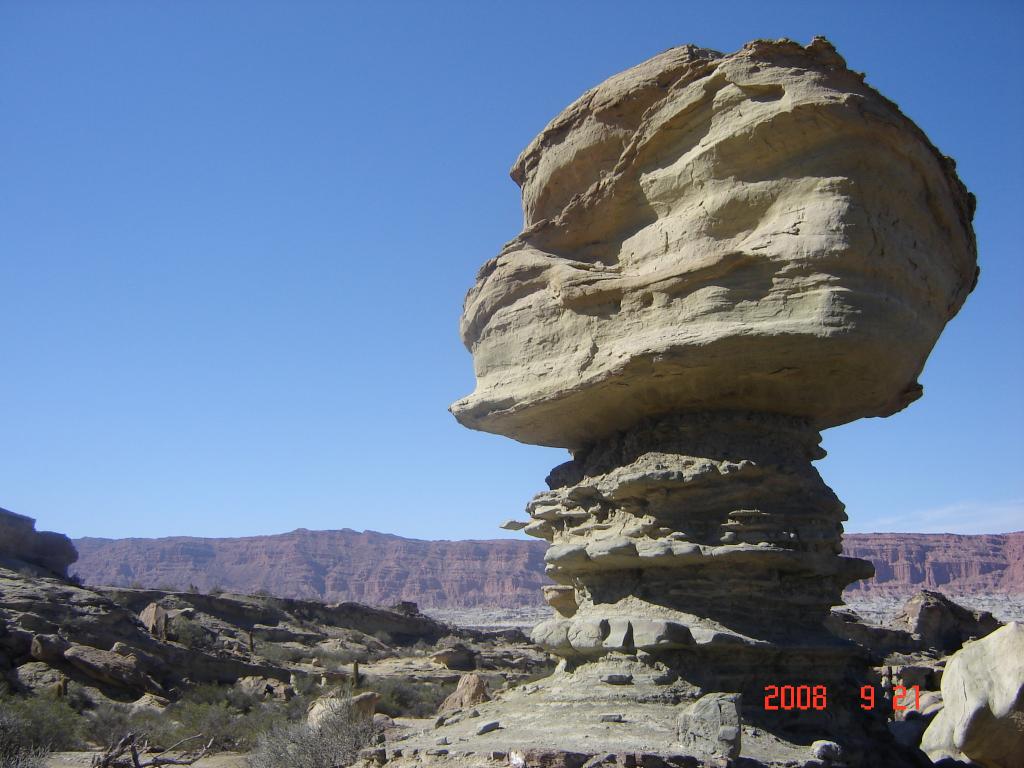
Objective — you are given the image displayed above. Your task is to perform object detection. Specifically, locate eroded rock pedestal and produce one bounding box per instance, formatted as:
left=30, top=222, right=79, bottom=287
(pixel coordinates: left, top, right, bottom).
left=447, top=35, right=978, bottom=766
left=529, top=412, right=872, bottom=697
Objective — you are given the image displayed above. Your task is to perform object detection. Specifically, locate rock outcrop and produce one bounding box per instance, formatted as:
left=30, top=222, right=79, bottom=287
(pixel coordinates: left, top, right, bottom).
left=450, top=36, right=976, bottom=762
left=0, top=566, right=285, bottom=700
left=894, top=589, right=1002, bottom=653
left=0, top=507, right=77, bottom=578
left=921, top=622, right=1024, bottom=768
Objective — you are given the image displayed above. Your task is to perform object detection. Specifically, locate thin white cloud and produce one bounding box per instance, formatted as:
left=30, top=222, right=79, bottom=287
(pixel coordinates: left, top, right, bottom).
left=847, top=499, right=1024, bottom=535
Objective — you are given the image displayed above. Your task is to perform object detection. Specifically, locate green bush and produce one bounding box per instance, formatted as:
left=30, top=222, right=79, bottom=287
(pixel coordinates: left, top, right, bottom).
left=365, top=676, right=455, bottom=718
left=169, top=616, right=215, bottom=651
left=82, top=684, right=316, bottom=753
left=258, top=643, right=306, bottom=664
left=82, top=703, right=131, bottom=749
left=0, top=693, right=82, bottom=750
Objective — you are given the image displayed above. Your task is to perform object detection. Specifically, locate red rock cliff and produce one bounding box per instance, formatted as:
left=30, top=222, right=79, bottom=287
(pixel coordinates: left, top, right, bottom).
left=72, top=530, right=1024, bottom=607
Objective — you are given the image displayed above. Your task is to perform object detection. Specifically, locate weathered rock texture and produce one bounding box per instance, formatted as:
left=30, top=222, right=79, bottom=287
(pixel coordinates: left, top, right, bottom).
left=894, top=589, right=1001, bottom=653
left=527, top=412, right=873, bottom=694
left=450, top=36, right=976, bottom=761
left=921, top=622, right=1024, bottom=768
left=0, top=507, right=77, bottom=577
left=451, top=39, right=976, bottom=449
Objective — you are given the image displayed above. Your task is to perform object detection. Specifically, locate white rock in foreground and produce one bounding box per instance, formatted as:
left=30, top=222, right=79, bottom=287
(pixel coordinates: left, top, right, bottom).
left=921, top=622, right=1024, bottom=768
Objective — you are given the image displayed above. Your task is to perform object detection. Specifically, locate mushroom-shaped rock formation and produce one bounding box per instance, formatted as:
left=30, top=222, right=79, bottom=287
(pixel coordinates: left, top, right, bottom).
left=451, top=37, right=977, bottom=761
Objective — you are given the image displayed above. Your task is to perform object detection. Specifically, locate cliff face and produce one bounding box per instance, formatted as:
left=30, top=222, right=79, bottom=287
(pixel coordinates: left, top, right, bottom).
left=71, top=530, right=1023, bottom=608
left=73, top=529, right=548, bottom=608
left=843, top=532, right=1024, bottom=595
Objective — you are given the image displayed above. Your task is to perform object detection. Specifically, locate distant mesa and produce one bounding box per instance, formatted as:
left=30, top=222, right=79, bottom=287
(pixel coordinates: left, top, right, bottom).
left=70, top=528, right=1024, bottom=607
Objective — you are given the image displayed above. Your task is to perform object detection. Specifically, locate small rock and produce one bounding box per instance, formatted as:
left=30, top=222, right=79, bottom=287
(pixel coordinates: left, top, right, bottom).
left=489, top=752, right=507, bottom=761
left=599, top=713, right=624, bottom=722
left=468, top=708, right=480, bottom=717
left=476, top=720, right=501, bottom=735
left=425, top=749, right=449, bottom=756
left=678, top=692, right=742, bottom=760
left=435, top=736, right=450, bottom=746
left=810, top=740, right=843, bottom=761
left=600, top=673, right=633, bottom=685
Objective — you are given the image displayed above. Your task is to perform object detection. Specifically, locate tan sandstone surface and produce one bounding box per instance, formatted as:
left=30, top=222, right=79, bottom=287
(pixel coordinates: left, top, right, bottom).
left=451, top=38, right=976, bottom=450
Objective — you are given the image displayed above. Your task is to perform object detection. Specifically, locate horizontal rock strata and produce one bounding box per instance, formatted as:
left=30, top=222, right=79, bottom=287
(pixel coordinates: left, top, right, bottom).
left=524, top=412, right=872, bottom=695
left=451, top=38, right=976, bottom=449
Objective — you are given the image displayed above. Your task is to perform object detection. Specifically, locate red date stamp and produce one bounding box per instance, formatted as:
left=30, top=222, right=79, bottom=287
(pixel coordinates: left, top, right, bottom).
left=763, top=684, right=921, bottom=712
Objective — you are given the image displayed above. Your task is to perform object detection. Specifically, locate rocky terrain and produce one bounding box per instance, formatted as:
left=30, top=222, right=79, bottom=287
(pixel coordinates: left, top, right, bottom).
left=7, top=505, right=1022, bottom=766
left=1, top=508, right=554, bottom=758
left=73, top=530, right=1024, bottom=612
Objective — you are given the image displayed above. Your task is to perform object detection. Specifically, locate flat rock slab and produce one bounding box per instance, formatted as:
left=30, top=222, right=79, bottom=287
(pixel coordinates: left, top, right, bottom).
left=370, top=686, right=811, bottom=765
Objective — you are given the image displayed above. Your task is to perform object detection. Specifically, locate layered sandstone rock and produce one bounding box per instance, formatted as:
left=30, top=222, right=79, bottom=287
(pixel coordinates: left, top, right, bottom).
left=452, top=38, right=976, bottom=449
left=0, top=507, right=77, bottom=577
left=450, top=36, right=976, bottom=761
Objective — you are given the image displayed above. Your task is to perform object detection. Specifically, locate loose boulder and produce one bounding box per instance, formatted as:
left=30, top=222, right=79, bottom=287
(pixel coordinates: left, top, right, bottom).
left=921, top=622, right=1024, bottom=767
left=431, top=642, right=476, bottom=671
left=677, top=692, right=741, bottom=760
left=138, top=602, right=169, bottom=640
left=438, top=672, right=491, bottom=713
left=307, top=691, right=380, bottom=728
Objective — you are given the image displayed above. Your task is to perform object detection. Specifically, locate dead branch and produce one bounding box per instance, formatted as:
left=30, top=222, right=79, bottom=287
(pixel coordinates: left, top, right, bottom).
left=91, top=733, right=214, bottom=768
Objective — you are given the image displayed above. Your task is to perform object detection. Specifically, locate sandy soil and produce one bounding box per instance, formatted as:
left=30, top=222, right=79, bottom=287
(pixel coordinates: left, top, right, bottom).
left=46, top=753, right=248, bottom=768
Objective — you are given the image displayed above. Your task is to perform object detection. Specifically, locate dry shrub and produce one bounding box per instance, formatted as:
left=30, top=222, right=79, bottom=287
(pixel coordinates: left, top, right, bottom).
left=246, top=699, right=376, bottom=768
left=0, top=708, right=47, bottom=768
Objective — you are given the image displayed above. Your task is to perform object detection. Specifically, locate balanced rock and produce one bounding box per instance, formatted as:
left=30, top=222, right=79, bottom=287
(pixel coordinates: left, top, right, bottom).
left=451, top=35, right=977, bottom=758
left=921, top=622, right=1024, bottom=768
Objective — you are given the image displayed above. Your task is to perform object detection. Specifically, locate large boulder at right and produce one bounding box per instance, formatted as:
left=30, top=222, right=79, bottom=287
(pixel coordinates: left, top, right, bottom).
left=921, top=622, right=1024, bottom=767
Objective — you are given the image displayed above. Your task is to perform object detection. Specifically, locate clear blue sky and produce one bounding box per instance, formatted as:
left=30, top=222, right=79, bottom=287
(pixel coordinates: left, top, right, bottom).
left=1, top=1, right=1021, bottom=541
